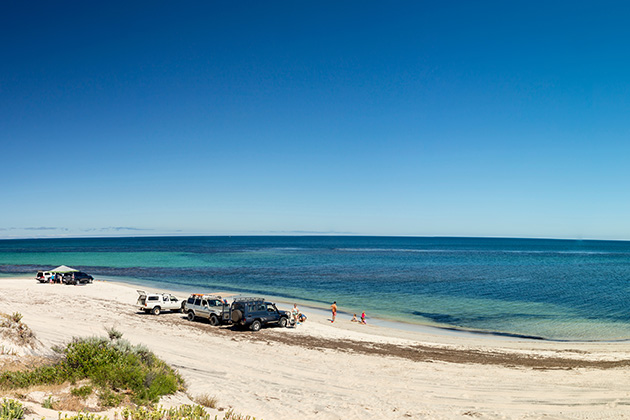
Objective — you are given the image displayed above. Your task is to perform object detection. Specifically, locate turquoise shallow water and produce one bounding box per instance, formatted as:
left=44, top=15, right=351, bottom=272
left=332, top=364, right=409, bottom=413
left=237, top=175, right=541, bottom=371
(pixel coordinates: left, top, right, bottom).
left=2, top=236, right=630, bottom=341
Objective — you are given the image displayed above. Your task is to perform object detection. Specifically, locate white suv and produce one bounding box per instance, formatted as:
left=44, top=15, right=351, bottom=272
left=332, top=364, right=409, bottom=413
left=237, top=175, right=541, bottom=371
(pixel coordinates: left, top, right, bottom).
left=137, top=290, right=182, bottom=315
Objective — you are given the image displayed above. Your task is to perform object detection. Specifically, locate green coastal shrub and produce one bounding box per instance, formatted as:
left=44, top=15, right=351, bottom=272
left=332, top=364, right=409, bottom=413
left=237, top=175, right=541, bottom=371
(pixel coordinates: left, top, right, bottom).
left=70, top=385, right=93, bottom=399
left=0, top=337, right=183, bottom=407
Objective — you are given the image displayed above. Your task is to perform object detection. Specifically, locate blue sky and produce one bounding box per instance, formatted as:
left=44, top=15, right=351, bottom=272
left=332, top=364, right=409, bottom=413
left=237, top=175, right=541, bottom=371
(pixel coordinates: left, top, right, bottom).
left=2, top=1, right=630, bottom=239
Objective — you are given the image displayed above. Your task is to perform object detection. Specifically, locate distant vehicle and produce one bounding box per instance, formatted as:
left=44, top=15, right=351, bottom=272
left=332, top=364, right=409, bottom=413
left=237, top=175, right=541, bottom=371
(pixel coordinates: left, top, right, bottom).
left=183, top=294, right=230, bottom=326
left=35, top=271, right=54, bottom=283
left=62, top=271, right=94, bottom=285
left=230, top=297, right=291, bottom=331
left=137, top=290, right=182, bottom=315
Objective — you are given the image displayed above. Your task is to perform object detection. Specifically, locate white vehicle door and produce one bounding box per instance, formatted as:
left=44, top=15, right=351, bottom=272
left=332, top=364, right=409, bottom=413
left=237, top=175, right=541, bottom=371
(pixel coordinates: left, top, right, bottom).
left=165, top=295, right=180, bottom=310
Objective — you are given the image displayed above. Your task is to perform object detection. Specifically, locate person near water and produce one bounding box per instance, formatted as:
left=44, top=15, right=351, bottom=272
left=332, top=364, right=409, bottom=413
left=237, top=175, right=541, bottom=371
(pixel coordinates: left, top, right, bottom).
left=361, top=311, right=367, bottom=324
left=292, top=303, right=301, bottom=325
left=351, top=313, right=358, bottom=322
left=330, top=301, right=337, bottom=323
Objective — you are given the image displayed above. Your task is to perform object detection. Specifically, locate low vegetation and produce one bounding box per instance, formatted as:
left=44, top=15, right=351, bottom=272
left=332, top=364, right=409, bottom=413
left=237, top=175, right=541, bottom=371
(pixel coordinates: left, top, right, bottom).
left=0, top=313, right=36, bottom=348
left=0, top=323, right=261, bottom=419
left=193, top=394, right=218, bottom=409
left=0, top=334, right=183, bottom=407
left=57, top=405, right=260, bottom=420
left=0, top=398, right=24, bottom=420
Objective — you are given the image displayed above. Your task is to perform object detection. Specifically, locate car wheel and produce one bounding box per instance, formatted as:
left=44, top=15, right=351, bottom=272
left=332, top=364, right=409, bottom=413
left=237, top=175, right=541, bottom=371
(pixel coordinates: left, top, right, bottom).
left=152, top=306, right=161, bottom=315
left=187, top=311, right=195, bottom=321
left=250, top=320, right=262, bottom=332
left=278, top=317, right=288, bottom=328
left=231, top=309, right=242, bottom=323
left=209, top=314, right=219, bottom=326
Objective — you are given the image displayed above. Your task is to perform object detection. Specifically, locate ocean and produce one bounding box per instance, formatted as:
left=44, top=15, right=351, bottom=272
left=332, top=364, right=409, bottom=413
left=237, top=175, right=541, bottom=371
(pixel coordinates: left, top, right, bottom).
left=1, top=236, right=630, bottom=341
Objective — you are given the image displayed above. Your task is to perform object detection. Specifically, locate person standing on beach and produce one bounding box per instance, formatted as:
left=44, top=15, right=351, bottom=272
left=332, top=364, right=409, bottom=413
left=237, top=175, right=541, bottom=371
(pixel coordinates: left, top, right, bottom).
left=361, top=311, right=367, bottom=324
left=330, top=301, right=337, bottom=323
left=292, top=303, right=301, bottom=325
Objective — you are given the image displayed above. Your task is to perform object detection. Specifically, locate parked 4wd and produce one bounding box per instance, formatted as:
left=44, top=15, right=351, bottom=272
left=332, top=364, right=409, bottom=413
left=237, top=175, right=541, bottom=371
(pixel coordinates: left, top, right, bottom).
left=230, top=298, right=290, bottom=331
left=62, top=271, right=94, bottom=285
left=137, top=290, right=182, bottom=315
left=183, top=294, right=230, bottom=326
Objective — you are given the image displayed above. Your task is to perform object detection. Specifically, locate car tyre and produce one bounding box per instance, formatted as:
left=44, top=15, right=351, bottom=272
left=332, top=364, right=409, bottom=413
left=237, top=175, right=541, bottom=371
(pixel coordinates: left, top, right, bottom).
left=152, top=306, right=161, bottom=315
left=278, top=317, right=288, bottom=328
left=187, top=311, right=195, bottom=321
left=250, top=320, right=262, bottom=332
left=209, top=314, right=219, bottom=326
left=231, top=309, right=242, bottom=323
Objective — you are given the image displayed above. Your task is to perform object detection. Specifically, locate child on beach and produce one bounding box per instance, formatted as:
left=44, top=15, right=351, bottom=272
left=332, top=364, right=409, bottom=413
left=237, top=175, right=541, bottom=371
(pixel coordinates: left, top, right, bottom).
left=351, top=313, right=358, bottom=322
left=360, top=311, right=367, bottom=324
left=330, top=301, right=337, bottom=323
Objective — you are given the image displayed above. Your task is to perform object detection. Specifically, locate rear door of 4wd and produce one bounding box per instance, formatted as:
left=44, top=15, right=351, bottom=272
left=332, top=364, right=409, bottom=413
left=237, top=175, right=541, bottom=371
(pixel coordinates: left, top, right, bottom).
left=137, top=290, right=147, bottom=306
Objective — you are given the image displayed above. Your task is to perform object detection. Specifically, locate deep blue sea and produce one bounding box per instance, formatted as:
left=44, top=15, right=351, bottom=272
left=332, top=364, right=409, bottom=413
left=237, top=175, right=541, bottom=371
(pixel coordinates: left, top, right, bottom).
left=2, top=236, right=630, bottom=341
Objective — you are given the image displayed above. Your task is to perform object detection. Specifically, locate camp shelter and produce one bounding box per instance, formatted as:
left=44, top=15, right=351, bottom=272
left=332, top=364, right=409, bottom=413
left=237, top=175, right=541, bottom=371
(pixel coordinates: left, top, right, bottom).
left=50, top=265, right=79, bottom=273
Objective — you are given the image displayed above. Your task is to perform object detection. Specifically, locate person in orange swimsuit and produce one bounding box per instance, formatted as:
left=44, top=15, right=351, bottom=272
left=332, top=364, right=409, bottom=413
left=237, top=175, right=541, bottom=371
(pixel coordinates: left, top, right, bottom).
left=330, top=301, right=337, bottom=323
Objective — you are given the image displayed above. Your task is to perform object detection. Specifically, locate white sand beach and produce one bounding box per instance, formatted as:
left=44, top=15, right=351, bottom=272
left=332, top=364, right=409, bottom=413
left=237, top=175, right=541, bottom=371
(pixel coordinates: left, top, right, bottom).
left=1, top=277, right=629, bottom=419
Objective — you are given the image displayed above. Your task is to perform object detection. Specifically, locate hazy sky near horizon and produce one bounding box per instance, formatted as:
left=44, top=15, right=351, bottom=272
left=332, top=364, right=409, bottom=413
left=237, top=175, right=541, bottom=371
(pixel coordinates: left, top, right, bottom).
left=2, top=1, right=630, bottom=240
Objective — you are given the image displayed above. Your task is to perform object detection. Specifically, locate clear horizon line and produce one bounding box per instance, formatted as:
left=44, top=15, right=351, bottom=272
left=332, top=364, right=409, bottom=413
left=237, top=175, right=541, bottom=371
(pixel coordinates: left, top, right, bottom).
left=1, top=232, right=630, bottom=243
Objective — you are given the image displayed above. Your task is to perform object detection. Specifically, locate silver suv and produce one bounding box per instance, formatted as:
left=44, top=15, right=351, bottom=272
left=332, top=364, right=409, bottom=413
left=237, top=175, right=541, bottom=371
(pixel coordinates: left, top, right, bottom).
left=183, top=294, right=230, bottom=326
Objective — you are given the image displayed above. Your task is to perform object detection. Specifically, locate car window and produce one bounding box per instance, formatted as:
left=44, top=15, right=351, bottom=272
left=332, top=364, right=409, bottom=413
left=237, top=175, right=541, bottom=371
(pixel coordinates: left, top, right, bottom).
left=148, top=296, right=159, bottom=301
left=194, top=298, right=201, bottom=306
left=187, top=297, right=194, bottom=304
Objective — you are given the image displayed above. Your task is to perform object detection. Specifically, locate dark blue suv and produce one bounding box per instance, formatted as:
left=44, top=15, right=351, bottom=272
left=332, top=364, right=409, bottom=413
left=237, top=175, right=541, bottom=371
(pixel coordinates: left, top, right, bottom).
left=230, top=298, right=290, bottom=331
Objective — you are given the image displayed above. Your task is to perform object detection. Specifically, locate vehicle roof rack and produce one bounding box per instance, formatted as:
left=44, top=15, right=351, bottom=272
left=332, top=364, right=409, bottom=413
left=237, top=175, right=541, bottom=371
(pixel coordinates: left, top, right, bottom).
left=233, top=297, right=265, bottom=303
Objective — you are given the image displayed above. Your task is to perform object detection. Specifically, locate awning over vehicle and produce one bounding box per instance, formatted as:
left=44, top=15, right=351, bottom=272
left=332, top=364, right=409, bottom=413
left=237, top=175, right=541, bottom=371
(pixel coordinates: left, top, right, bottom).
left=50, top=265, right=79, bottom=273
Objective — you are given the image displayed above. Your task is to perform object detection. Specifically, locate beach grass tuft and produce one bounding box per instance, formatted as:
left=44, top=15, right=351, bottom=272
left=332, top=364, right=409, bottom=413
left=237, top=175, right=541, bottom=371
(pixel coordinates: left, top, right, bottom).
left=193, top=394, right=218, bottom=409
left=0, top=313, right=36, bottom=348
left=105, top=327, right=123, bottom=342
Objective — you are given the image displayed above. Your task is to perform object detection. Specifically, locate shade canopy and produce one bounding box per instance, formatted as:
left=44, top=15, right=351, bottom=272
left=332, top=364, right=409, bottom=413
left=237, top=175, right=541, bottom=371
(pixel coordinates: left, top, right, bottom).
left=50, top=265, right=78, bottom=273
